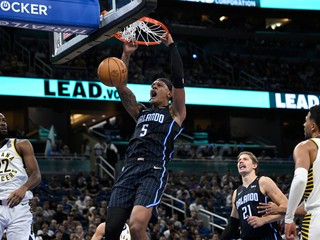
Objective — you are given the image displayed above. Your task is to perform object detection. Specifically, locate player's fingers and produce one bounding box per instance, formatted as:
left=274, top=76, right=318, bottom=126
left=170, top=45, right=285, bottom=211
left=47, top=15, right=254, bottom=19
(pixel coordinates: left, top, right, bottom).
left=258, top=202, right=268, bottom=206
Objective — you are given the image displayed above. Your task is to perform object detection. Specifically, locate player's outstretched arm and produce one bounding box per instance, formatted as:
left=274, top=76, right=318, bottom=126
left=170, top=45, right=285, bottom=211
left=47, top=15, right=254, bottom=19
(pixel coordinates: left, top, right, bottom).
left=258, top=201, right=306, bottom=218
left=164, top=33, right=186, bottom=126
left=255, top=176, right=288, bottom=225
left=117, top=41, right=145, bottom=121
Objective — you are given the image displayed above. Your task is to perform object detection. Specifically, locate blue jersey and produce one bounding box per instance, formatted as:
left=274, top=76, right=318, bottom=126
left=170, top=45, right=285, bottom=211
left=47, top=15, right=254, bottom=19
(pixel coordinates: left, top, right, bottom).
left=235, top=177, right=282, bottom=240
left=125, top=106, right=182, bottom=163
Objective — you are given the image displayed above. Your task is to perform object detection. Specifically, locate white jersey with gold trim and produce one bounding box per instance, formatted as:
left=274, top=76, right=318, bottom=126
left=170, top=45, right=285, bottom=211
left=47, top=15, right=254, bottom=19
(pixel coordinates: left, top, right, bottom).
left=0, top=138, right=33, bottom=200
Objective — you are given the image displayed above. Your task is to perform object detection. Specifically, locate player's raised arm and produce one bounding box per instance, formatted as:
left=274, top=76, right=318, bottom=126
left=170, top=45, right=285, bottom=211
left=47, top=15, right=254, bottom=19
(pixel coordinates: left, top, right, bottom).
left=164, top=34, right=186, bottom=126
left=117, top=41, right=146, bottom=121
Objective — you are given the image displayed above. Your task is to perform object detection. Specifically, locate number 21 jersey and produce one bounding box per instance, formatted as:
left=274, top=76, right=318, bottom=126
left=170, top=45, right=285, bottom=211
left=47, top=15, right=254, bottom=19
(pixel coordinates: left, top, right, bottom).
left=235, top=177, right=282, bottom=240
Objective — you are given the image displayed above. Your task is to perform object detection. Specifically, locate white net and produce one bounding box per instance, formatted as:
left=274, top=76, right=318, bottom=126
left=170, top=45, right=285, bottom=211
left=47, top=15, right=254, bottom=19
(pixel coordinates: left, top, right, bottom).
left=117, top=19, right=168, bottom=45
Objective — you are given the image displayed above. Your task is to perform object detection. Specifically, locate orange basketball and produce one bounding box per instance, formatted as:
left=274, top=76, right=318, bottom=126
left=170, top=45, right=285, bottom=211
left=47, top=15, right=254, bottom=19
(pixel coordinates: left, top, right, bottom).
left=97, top=57, right=127, bottom=87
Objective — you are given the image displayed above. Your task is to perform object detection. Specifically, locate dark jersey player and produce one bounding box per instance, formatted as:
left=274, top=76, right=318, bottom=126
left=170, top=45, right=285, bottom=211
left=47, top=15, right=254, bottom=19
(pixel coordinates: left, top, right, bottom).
left=103, top=33, right=186, bottom=240
left=220, top=151, right=287, bottom=240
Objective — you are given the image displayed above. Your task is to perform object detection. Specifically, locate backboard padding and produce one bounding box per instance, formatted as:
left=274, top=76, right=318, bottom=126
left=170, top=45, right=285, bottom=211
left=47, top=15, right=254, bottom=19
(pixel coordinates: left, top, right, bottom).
left=50, top=0, right=157, bottom=64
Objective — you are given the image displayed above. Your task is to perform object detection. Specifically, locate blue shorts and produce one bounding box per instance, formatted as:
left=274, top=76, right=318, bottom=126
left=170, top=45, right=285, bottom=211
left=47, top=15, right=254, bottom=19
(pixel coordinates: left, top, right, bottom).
left=108, top=160, right=168, bottom=209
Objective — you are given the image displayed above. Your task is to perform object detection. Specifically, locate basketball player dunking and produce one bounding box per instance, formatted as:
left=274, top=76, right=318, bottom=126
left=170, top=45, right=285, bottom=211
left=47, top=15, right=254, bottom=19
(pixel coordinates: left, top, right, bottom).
left=221, top=151, right=288, bottom=240
left=0, top=113, right=41, bottom=240
left=102, top=33, right=186, bottom=240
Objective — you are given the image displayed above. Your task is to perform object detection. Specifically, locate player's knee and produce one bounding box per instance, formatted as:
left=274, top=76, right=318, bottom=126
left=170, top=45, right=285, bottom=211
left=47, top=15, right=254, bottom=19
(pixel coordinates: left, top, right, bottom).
left=129, top=221, right=145, bottom=239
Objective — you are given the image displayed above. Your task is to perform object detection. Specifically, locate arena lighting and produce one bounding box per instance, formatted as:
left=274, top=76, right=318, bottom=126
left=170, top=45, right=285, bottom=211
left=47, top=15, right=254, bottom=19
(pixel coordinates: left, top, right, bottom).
left=266, top=18, right=291, bottom=30
left=219, top=16, right=228, bottom=22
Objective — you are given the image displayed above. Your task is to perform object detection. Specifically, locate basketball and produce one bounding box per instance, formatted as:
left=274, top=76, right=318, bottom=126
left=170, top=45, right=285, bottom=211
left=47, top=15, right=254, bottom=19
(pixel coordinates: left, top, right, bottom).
left=97, top=57, right=127, bottom=87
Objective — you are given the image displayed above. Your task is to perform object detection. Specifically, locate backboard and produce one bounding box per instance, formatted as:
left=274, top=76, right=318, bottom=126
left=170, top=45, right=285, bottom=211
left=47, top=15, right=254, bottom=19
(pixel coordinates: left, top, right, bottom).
left=50, top=0, right=157, bottom=64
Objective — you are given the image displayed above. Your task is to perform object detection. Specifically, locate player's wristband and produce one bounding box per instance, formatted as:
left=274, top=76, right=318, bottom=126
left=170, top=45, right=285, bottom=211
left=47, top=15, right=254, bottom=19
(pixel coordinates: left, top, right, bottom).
left=169, top=43, right=184, bottom=88
left=220, top=217, right=240, bottom=240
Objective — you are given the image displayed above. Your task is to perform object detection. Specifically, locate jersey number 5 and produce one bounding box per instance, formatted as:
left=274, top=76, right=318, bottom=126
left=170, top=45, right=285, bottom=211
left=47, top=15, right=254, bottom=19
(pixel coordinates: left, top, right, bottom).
left=140, top=124, right=149, bottom=137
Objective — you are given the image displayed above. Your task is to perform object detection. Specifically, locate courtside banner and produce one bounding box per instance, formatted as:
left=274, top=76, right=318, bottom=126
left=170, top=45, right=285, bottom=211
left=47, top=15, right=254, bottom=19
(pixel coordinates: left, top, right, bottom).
left=269, top=92, right=320, bottom=110
left=0, top=0, right=100, bottom=34
left=0, top=77, right=270, bottom=107
left=0, top=77, right=317, bottom=109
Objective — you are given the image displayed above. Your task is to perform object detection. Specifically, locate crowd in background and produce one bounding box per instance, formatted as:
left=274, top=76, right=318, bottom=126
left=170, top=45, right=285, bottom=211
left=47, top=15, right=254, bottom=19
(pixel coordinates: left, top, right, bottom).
left=1, top=7, right=320, bottom=93
left=2, top=34, right=320, bottom=93
left=2, top=167, right=291, bottom=240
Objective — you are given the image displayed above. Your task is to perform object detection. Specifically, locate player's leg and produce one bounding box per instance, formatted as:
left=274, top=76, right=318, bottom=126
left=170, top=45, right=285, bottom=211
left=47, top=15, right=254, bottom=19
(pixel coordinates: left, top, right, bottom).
left=6, top=204, right=34, bottom=240
left=104, top=207, right=130, bottom=240
left=129, top=163, right=168, bottom=240
left=305, top=212, right=320, bottom=240
left=129, top=205, right=153, bottom=240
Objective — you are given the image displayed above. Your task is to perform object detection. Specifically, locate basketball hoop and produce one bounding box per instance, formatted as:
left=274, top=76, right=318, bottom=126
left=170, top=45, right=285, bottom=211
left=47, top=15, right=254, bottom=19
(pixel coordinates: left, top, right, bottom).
left=113, top=17, right=169, bottom=46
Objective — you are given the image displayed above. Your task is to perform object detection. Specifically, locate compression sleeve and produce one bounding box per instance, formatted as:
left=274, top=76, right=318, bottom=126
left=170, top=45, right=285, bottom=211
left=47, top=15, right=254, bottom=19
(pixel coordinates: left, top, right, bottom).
left=220, top=217, right=240, bottom=240
left=285, top=167, right=308, bottom=223
left=169, top=43, right=184, bottom=88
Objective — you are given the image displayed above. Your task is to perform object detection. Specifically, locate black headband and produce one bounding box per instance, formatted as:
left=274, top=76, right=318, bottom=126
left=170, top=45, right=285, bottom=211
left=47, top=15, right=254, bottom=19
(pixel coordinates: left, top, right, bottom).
left=158, top=78, right=172, bottom=91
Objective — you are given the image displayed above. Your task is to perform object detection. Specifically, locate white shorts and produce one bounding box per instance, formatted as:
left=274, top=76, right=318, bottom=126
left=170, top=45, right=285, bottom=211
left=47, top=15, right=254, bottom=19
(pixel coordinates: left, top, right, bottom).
left=0, top=200, right=34, bottom=240
left=301, top=212, right=320, bottom=240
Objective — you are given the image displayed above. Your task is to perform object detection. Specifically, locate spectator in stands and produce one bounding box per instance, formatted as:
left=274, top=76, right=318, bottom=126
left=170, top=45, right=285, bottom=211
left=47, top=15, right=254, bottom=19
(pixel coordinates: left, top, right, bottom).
left=61, top=175, right=73, bottom=192
left=48, top=175, right=61, bottom=194
left=257, top=150, right=272, bottom=161
left=86, top=177, right=100, bottom=199
left=99, top=174, right=113, bottom=191
left=75, top=196, right=90, bottom=214
left=49, top=219, right=58, bottom=234
left=33, top=213, right=48, bottom=236
left=73, top=224, right=85, bottom=240
left=150, top=222, right=161, bottom=240
left=87, top=223, right=97, bottom=237
left=197, top=220, right=211, bottom=239
left=75, top=172, right=87, bottom=196
left=53, top=204, right=68, bottom=224
left=47, top=144, right=62, bottom=157
left=220, top=169, right=235, bottom=189
left=225, top=188, right=234, bottom=207
left=61, top=196, right=73, bottom=214
left=53, top=229, right=63, bottom=240
left=61, top=144, right=71, bottom=157
left=189, top=197, right=204, bottom=214
left=56, top=224, right=70, bottom=240
left=163, top=219, right=176, bottom=239
left=211, top=232, right=220, bottom=240
left=81, top=139, right=91, bottom=159
left=42, top=201, right=56, bottom=221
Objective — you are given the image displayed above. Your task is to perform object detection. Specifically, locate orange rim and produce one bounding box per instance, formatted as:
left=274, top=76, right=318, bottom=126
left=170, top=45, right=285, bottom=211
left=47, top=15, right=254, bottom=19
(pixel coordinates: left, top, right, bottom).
left=113, top=17, right=169, bottom=46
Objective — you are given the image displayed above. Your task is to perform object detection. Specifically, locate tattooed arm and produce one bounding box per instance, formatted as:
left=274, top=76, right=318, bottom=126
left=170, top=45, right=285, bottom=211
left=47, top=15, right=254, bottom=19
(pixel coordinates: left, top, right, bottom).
left=116, top=41, right=145, bottom=121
